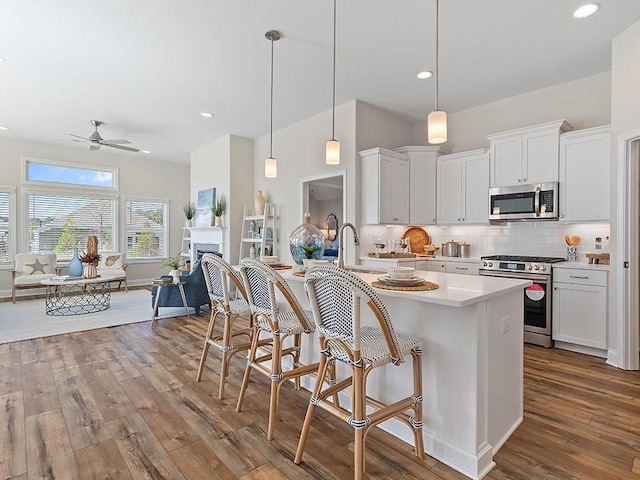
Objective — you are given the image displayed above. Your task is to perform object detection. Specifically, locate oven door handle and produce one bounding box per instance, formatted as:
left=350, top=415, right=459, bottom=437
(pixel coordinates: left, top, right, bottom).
left=480, top=270, right=548, bottom=283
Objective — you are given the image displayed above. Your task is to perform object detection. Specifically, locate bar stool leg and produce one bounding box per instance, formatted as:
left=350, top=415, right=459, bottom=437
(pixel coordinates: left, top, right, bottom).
left=236, top=317, right=261, bottom=414
left=267, top=332, right=283, bottom=441
left=196, top=309, right=220, bottom=382
left=352, top=361, right=366, bottom=480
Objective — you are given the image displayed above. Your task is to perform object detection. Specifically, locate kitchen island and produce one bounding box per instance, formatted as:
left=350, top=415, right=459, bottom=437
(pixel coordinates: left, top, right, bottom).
left=278, top=267, right=531, bottom=480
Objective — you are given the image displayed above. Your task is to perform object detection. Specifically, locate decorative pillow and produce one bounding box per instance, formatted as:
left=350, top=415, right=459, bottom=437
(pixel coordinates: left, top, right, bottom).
left=99, top=252, right=124, bottom=270
left=19, top=254, right=53, bottom=275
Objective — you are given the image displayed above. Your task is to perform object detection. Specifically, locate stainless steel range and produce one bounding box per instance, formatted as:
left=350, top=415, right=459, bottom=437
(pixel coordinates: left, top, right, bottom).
left=479, top=255, right=565, bottom=347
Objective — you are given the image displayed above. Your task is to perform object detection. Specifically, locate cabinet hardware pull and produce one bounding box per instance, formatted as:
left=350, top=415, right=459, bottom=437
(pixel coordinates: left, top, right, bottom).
left=569, top=275, right=589, bottom=279
left=456, top=267, right=468, bottom=270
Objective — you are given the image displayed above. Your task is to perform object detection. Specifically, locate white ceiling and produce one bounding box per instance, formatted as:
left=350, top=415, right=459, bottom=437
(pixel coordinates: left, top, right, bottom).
left=1, top=1, right=640, bottom=164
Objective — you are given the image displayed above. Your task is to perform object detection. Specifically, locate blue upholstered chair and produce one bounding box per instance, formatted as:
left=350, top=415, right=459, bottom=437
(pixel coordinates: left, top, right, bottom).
left=150, top=259, right=211, bottom=315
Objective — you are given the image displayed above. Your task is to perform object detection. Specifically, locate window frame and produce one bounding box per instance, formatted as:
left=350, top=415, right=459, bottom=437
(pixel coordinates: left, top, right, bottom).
left=0, top=186, right=16, bottom=270
left=23, top=187, right=119, bottom=260
left=122, top=195, right=169, bottom=263
left=22, top=156, right=119, bottom=192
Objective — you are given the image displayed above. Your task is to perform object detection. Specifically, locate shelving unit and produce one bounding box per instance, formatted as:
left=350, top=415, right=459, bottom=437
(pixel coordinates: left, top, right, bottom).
left=238, top=203, right=277, bottom=263
left=180, top=227, right=191, bottom=262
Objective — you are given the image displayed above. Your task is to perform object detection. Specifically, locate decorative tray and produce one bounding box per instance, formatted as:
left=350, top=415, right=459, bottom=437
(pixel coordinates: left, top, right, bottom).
left=402, top=227, right=431, bottom=254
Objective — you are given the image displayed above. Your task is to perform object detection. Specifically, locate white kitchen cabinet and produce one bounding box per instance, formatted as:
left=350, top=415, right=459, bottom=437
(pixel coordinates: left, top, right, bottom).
left=360, top=148, right=409, bottom=225
left=552, top=267, right=607, bottom=351
left=445, top=261, right=479, bottom=276
left=559, top=125, right=610, bottom=222
left=437, top=149, right=489, bottom=225
left=486, top=120, right=571, bottom=187
left=395, top=146, right=448, bottom=225
left=425, top=260, right=446, bottom=272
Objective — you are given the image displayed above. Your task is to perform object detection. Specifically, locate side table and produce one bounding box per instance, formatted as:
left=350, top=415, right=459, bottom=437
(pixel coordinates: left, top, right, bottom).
left=151, top=278, right=190, bottom=325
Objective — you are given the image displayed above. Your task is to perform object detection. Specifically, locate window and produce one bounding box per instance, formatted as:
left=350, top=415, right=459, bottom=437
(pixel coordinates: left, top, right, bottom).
left=124, top=198, right=167, bottom=260
left=0, top=187, right=16, bottom=267
left=24, top=157, right=117, bottom=190
left=27, top=193, right=116, bottom=259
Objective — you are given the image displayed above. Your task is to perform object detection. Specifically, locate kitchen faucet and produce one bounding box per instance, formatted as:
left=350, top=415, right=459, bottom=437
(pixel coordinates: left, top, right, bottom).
left=337, top=223, right=360, bottom=269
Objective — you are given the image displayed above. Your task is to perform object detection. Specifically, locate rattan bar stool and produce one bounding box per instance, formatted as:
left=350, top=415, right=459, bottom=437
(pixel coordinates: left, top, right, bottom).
left=294, top=264, right=424, bottom=479
left=197, top=253, right=267, bottom=400
left=237, top=258, right=326, bottom=440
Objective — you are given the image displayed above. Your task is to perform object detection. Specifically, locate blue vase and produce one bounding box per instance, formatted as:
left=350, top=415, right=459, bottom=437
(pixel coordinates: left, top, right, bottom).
left=68, top=247, right=83, bottom=277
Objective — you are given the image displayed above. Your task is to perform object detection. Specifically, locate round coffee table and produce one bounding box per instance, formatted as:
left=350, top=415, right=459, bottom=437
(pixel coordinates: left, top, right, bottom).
left=41, top=274, right=118, bottom=316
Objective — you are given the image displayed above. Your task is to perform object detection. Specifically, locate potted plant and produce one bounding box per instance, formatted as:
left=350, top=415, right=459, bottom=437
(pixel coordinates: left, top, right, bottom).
left=79, top=251, right=102, bottom=279
left=163, top=255, right=183, bottom=283
left=212, top=194, right=226, bottom=227
left=183, top=202, right=196, bottom=227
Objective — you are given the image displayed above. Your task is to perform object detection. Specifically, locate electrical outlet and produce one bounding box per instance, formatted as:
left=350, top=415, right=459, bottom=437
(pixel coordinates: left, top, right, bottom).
left=501, top=317, right=511, bottom=334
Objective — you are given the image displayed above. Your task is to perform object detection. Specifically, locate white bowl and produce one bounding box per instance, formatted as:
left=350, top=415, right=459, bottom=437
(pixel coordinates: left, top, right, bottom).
left=261, top=256, right=279, bottom=265
left=387, top=266, right=415, bottom=280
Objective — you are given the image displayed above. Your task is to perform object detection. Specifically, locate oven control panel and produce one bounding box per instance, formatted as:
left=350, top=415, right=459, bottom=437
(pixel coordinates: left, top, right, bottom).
left=480, top=260, right=550, bottom=273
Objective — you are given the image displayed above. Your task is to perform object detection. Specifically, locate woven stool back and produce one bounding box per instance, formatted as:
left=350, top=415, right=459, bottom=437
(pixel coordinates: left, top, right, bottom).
left=201, top=253, right=247, bottom=309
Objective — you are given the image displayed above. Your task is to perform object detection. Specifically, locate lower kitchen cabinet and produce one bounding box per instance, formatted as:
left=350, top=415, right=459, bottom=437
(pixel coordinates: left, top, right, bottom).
left=552, top=267, right=607, bottom=352
left=420, top=259, right=479, bottom=275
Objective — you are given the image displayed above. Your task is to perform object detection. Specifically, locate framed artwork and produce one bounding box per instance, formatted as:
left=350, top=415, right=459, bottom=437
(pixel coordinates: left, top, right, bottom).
left=195, top=187, right=216, bottom=227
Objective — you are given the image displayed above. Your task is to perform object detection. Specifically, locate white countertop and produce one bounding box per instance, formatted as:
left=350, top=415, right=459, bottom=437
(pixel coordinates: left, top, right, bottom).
left=359, top=255, right=481, bottom=263
left=553, top=261, right=610, bottom=271
left=280, top=266, right=531, bottom=308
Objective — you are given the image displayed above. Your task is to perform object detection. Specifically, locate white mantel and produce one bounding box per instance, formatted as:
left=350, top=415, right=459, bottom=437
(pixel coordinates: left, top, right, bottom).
left=187, top=227, right=226, bottom=265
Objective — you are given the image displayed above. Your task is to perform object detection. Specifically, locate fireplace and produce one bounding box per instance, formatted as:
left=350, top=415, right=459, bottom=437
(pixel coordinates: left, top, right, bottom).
left=187, top=227, right=226, bottom=267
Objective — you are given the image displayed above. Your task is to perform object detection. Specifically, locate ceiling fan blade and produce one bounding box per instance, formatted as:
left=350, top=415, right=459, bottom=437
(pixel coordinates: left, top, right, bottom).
left=90, top=144, right=100, bottom=151
left=103, top=139, right=131, bottom=145
left=69, top=133, right=89, bottom=141
left=71, top=138, right=89, bottom=143
left=104, top=143, right=139, bottom=152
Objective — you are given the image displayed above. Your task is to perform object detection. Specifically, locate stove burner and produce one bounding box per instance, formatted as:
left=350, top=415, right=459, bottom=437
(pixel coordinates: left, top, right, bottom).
left=481, top=255, right=565, bottom=263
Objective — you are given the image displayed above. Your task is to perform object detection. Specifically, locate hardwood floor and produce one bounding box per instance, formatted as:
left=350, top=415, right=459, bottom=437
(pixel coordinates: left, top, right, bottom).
left=1, top=312, right=640, bottom=479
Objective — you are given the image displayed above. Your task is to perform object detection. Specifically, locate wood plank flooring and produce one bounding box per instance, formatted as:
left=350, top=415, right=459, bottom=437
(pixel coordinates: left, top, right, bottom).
left=1, top=311, right=640, bottom=479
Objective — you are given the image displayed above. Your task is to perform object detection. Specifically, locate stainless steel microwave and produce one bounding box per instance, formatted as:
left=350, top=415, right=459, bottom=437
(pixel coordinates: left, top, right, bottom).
left=489, top=182, right=559, bottom=221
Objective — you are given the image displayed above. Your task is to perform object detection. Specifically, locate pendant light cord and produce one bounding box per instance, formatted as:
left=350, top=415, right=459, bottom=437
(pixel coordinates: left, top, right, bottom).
left=331, top=0, right=337, bottom=139
left=435, top=0, right=440, bottom=112
left=269, top=35, right=274, bottom=158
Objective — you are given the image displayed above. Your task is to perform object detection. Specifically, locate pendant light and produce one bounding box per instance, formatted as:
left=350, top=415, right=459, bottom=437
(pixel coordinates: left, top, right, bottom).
left=265, top=30, right=281, bottom=178
left=326, top=0, right=340, bottom=165
left=427, top=0, right=447, bottom=144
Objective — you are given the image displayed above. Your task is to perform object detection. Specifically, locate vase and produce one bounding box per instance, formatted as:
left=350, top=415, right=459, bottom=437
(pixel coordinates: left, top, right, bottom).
left=68, top=247, right=83, bottom=277
left=185, top=219, right=193, bottom=228
left=169, top=269, right=181, bottom=284
left=214, top=216, right=223, bottom=227
left=255, top=190, right=266, bottom=216
left=289, top=213, right=325, bottom=265
left=87, top=235, right=99, bottom=255
left=83, top=263, right=98, bottom=279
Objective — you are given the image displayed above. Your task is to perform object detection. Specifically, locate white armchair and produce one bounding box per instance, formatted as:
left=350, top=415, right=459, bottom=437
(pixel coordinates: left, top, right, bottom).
left=97, top=252, right=128, bottom=291
left=11, top=253, right=57, bottom=303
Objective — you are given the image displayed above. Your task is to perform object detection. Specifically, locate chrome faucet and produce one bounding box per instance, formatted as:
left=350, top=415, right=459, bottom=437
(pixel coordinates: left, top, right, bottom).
left=337, top=223, right=360, bottom=269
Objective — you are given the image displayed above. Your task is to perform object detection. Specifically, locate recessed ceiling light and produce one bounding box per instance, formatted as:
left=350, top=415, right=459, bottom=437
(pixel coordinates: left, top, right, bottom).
left=200, top=112, right=213, bottom=118
left=417, top=71, right=433, bottom=80
left=141, top=150, right=151, bottom=154
left=573, top=3, right=599, bottom=19
left=0, top=57, right=5, bottom=63
left=0, top=126, right=8, bottom=131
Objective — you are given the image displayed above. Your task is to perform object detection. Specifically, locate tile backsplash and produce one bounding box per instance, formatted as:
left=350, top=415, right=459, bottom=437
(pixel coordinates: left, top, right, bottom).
left=360, top=222, right=610, bottom=262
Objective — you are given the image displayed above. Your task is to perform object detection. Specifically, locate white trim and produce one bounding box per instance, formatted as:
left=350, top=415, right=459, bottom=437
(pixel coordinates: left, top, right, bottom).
left=614, top=129, right=640, bottom=370
left=21, top=155, right=119, bottom=191
left=0, top=186, right=16, bottom=268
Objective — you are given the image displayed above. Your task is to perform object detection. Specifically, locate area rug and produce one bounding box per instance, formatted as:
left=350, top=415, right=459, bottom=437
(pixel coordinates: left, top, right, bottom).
left=0, top=289, right=190, bottom=344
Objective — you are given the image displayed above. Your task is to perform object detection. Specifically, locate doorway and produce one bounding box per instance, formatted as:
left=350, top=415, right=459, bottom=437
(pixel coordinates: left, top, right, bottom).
left=617, top=132, right=640, bottom=370
left=301, top=172, right=345, bottom=253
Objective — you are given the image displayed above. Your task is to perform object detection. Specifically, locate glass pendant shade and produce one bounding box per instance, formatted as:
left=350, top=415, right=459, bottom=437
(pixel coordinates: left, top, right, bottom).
left=326, top=139, right=340, bottom=165
left=428, top=110, right=447, bottom=144
left=265, top=156, right=277, bottom=178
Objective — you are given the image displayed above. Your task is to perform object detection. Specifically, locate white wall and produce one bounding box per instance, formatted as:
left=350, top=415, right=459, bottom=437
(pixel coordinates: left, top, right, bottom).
left=611, top=19, right=640, bottom=366
left=413, top=72, right=612, bottom=152
left=191, top=134, right=254, bottom=263
left=0, top=138, right=189, bottom=296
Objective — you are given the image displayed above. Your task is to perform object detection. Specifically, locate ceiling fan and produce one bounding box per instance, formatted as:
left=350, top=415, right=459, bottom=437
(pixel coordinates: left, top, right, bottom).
left=69, top=120, right=139, bottom=152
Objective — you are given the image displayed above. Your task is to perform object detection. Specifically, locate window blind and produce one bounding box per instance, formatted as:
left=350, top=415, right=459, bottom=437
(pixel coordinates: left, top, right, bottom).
left=0, top=192, right=12, bottom=265
left=125, top=199, right=167, bottom=259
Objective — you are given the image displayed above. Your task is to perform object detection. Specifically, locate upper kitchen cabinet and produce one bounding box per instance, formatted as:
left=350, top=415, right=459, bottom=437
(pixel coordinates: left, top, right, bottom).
left=360, top=148, right=409, bottom=225
left=486, top=120, right=572, bottom=187
left=559, top=125, right=611, bottom=222
left=395, top=146, right=448, bottom=225
left=437, top=149, right=489, bottom=225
